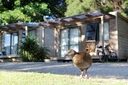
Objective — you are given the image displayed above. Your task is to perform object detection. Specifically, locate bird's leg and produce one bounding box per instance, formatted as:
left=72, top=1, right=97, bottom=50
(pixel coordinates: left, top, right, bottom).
left=80, top=70, right=84, bottom=78
left=85, top=69, right=89, bottom=79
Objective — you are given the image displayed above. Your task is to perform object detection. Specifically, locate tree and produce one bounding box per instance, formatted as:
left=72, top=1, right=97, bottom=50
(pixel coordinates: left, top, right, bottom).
left=1, top=0, right=66, bottom=18
left=65, top=0, right=128, bottom=17
left=0, top=0, right=50, bottom=25
left=1, top=0, right=15, bottom=10
left=19, top=35, right=50, bottom=62
left=0, top=0, right=66, bottom=25
left=1, top=9, right=31, bottom=25
left=45, top=0, right=66, bottom=17
left=20, top=0, right=66, bottom=17
left=20, top=2, right=50, bottom=22
left=122, top=0, right=128, bottom=16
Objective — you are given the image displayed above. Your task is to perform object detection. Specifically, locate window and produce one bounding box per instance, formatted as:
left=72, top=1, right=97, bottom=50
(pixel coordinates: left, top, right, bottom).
left=86, top=22, right=109, bottom=41
left=2, top=32, right=18, bottom=55
left=86, top=23, right=99, bottom=41
left=22, top=30, right=36, bottom=42
left=60, top=29, right=69, bottom=57
left=28, top=30, right=36, bottom=37
left=99, top=22, right=109, bottom=41
left=60, top=27, right=80, bottom=57
left=22, top=30, right=26, bottom=42
left=3, top=34, right=11, bottom=55
left=11, top=33, right=18, bottom=54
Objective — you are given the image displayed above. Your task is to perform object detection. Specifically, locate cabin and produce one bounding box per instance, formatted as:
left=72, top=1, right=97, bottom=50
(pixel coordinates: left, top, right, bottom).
left=0, top=22, right=55, bottom=62
left=40, top=10, right=128, bottom=61
left=0, top=10, right=128, bottom=62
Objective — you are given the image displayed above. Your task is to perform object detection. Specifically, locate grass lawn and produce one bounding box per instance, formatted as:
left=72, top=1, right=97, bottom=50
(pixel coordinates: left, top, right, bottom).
left=0, top=71, right=127, bottom=85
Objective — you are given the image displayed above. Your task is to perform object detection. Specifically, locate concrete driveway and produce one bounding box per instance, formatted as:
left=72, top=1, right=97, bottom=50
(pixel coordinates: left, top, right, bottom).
left=0, top=62, right=128, bottom=79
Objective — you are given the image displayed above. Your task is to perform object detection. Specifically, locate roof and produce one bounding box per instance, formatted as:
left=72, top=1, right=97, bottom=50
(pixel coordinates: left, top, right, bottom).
left=40, top=10, right=115, bottom=28
left=0, top=10, right=115, bottom=32
left=0, top=22, right=40, bottom=32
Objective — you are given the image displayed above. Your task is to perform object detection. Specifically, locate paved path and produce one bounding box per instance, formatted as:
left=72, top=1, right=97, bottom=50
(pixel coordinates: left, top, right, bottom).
left=0, top=62, right=128, bottom=79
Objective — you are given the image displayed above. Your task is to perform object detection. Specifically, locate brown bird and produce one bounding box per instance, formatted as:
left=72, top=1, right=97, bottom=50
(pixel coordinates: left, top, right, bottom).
left=64, top=49, right=92, bottom=78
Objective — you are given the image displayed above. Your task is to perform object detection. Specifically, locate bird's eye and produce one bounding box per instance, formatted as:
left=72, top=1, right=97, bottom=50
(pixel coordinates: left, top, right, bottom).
left=68, top=51, right=71, bottom=54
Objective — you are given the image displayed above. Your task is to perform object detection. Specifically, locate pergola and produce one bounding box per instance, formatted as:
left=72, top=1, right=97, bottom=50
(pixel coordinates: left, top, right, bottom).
left=0, top=10, right=114, bottom=30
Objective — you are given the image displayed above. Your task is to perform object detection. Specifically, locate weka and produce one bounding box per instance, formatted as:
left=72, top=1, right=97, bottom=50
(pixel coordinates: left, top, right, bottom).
left=64, top=49, right=92, bottom=78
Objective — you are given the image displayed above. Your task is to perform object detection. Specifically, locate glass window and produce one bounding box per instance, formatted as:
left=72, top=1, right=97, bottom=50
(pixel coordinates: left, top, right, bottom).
left=99, top=22, right=109, bottom=41
left=60, top=27, right=80, bottom=57
left=3, top=34, right=11, bottom=55
left=11, top=33, right=18, bottom=54
left=60, top=29, right=69, bottom=57
left=28, top=30, right=36, bottom=37
left=60, top=29, right=69, bottom=46
left=86, top=22, right=109, bottom=41
left=22, top=30, right=26, bottom=42
left=86, top=23, right=99, bottom=41
left=22, top=30, right=36, bottom=42
left=2, top=32, right=18, bottom=55
left=70, top=28, right=80, bottom=52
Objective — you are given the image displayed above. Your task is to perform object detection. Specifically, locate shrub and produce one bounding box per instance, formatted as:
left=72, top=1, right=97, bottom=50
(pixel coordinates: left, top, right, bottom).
left=19, top=35, right=50, bottom=62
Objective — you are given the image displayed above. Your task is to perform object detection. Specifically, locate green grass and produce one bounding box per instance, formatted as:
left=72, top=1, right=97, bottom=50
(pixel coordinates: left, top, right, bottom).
left=0, top=71, right=127, bottom=85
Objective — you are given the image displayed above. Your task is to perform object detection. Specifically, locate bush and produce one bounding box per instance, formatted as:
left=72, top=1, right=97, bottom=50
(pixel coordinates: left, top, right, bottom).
left=19, top=35, right=50, bottom=62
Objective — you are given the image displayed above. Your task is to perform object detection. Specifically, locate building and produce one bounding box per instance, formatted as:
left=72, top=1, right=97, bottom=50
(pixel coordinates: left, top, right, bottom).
left=0, top=22, right=55, bottom=61
left=0, top=10, right=128, bottom=61
left=40, top=10, right=128, bottom=61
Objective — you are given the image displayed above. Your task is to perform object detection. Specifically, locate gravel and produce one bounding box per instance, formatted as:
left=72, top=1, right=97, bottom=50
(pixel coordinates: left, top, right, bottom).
left=0, top=61, right=128, bottom=79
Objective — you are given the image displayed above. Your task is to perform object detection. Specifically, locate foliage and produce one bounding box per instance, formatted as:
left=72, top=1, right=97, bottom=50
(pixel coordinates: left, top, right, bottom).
left=19, top=35, right=50, bottom=62
left=0, top=0, right=50, bottom=25
left=20, top=0, right=66, bottom=17
left=20, top=2, right=50, bottom=22
left=65, top=0, right=128, bottom=17
left=1, top=0, right=128, bottom=25
left=0, top=1, right=7, bottom=12
left=122, top=0, right=128, bottom=17
left=65, top=0, right=91, bottom=16
left=1, top=0, right=15, bottom=10
left=0, top=0, right=66, bottom=25
left=1, top=9, right=31, bottom=25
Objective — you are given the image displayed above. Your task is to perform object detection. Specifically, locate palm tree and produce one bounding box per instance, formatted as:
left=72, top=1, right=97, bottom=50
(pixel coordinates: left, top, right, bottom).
left=19, top=35, right=50, bottom=62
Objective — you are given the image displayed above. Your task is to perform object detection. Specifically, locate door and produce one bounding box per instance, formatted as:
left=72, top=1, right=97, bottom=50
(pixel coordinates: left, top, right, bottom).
left=60, top=27, right=80, bottom=57
left=11, top=33, right=18, bottom=54
left=3, top=32, right=18, bottom=55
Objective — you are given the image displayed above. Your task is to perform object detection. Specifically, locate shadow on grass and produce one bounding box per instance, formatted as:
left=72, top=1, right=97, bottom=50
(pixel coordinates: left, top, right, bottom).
left=0, top=62, right=128, bottom=79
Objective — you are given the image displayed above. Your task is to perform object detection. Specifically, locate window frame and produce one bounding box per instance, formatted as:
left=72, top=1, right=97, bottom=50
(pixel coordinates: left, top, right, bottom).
left=85, top=22, right=109, bottom=42
left=99, top=22, right=110, bottom=41
left=59, top=26, right=81, bottom=57
left=22, top=29, right=36, bottom=42
left=86, top=23, right=99, bottom=42
left=2, top=32, right=19, bottom=55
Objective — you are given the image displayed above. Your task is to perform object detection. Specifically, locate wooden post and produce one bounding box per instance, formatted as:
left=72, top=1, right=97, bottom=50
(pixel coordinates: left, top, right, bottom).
left=24, top=26, right=28, bottom=36
left=0, top=31, right=3, bottom=52
left=18, top=30, right=22, bottom=50
left=101, top=15, right=104, bottom=53
left=42, top=26, right=45, bottom=46
left=39, top=26, right=45, bottom=47
left=54, top=28, right=59, bottom=57
left=1, top=31, right=5, bottom=53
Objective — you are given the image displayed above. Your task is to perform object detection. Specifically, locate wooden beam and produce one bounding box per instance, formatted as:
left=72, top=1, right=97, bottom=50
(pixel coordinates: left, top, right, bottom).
left=72, top=15, right=86, bottom=20
left=101, top=15, right=105, bottom=53
left=24, top=26, right=28, bottom=36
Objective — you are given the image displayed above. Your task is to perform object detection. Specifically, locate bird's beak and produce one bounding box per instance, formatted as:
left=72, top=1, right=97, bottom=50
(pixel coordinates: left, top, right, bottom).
left=64, top=54, right=68, bottom=57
